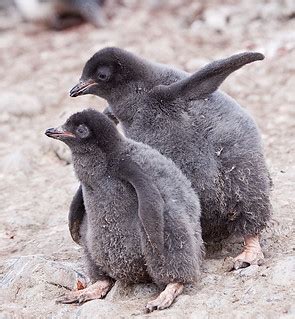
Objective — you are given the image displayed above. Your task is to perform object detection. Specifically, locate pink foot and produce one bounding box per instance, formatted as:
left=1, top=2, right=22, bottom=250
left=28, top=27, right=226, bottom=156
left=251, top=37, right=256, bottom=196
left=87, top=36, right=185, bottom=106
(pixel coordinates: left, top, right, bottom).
left=56, top=279, right=113, bottom=304
left=226, top=235, right=264, bottom=271
left=145, top=282, right=184, bottom=313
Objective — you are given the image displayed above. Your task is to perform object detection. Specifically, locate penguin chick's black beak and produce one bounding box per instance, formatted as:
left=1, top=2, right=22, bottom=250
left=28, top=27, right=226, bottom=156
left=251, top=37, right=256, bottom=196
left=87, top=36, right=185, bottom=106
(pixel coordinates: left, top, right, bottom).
left=45, top=127, right=75, bottom=139
left=70, top=79, right=97, bottom=97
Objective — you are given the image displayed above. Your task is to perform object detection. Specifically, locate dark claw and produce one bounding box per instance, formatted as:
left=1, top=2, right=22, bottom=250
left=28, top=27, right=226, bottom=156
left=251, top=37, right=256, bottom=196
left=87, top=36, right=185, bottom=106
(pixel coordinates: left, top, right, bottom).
left=144, top=308, right=150, bottom=314
left=144, top=305, right=157, bottom=314
left=223, top=257, right=253, bottom=272
left=78, top=295, right=88, bottom=305
left=158, top=305, right=167, bottom=310
left=233, top=260, right=251, bottom=270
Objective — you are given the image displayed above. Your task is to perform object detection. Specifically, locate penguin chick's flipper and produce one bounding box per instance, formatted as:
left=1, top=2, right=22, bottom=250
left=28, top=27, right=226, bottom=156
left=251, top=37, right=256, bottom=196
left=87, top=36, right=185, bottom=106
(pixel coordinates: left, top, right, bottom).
left=69, top=185, right=85, bottom=245
left=119, top=158, right=165, bottom=254
left=145, top=283, right=184, bottom=313
left=226, top=235, right=264, bottom=271
left=56, top=279, right=113, bottom=305
left=151, top=52, right=265, bottom=101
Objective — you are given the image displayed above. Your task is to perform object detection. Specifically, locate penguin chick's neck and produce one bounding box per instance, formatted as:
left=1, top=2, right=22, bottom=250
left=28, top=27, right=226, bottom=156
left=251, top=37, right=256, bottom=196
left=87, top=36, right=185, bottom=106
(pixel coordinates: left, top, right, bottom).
left=71, top=138, right=123, bottom=187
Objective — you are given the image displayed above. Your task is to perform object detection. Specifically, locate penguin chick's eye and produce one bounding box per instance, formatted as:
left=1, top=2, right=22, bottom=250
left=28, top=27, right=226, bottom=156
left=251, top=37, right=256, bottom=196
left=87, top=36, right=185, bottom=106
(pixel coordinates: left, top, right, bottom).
left=76, top=124, right=90, bottom=138
left=97, top=66, right=112, bottom=81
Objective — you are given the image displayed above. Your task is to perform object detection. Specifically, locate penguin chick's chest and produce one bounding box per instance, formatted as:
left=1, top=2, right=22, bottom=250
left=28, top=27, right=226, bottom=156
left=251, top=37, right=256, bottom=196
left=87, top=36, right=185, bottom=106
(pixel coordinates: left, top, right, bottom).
left=82, top=179, right=150, bottom=282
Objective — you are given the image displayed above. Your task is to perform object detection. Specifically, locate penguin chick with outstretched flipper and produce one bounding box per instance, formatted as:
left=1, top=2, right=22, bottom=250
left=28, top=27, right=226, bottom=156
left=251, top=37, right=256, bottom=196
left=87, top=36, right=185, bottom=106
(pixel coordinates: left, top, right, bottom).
left=70, top=48, right=272, bottom=270
left=45, top=109, right=203, bottom=312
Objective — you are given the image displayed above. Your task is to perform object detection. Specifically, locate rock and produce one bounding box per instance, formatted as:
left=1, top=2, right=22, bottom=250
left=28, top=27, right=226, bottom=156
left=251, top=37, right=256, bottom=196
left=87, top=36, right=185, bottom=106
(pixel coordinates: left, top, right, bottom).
left=0, top=255, right=88, bottom=302
left=238, top=265, right=259, bottom=277
left=270, top=256, right=295, bottom=286
left=0, top=92, right=44, bottom=117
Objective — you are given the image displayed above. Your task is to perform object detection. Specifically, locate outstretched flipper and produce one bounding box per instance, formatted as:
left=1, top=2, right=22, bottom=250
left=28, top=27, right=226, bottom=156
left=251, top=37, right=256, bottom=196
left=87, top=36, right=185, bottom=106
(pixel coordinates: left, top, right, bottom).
left=119, top=158, right=165, bottom=254
left=69, top=185, right=85, bottom=245
left=151, top=52, right=264, bottom=101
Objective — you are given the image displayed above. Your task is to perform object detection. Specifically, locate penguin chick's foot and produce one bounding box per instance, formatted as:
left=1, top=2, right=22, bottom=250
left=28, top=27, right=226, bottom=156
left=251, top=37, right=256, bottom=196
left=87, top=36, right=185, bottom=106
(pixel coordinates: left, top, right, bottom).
left=56, top=279, right=112, bottom=304
left=145, top=282, right=184, bottom=313
left=228, top=235, right=264, bottom=271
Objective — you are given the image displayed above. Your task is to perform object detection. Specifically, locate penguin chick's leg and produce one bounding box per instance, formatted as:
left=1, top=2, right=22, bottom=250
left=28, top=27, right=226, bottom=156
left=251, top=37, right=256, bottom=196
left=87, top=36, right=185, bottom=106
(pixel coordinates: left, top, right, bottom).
left=56, top=278, right=113, bottom=305
left=232, top=235, right=264, bottom=270
left=145, top=283, right=184, bottom=313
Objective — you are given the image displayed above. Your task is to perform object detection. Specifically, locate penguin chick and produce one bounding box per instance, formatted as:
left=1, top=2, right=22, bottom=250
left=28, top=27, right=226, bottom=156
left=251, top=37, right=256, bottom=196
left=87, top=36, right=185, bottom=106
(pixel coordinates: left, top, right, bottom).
left=67, top=106, right=118, bottom=245
left=45, top=108, right=203, bottom=312
left=15, top=0, right=106, bottom=30
left=70, top=48, right=272, bottom=270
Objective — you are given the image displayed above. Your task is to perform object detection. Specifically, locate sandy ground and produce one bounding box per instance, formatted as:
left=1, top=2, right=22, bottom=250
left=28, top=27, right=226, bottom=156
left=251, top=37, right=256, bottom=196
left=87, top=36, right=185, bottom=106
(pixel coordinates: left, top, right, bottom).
left=0, top=1, right=294, bottom=318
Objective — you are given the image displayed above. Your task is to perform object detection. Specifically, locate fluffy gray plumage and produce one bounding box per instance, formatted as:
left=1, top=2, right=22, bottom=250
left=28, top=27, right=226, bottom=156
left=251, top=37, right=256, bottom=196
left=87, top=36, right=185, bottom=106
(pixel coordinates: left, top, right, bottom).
left=46, top=109, right=203, bottom=285
left=70, top=47, right=272, bottom=242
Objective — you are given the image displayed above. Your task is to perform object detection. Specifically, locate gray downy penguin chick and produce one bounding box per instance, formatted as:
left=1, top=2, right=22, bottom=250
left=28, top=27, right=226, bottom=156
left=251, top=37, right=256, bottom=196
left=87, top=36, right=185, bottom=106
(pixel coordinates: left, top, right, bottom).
left=45, top=109, right=203, bottom=312
left=70, top=48, right=272, bottom=270
left=15, top=0, right=106, bottom=30
left=67, top=106, right=118, bottom=245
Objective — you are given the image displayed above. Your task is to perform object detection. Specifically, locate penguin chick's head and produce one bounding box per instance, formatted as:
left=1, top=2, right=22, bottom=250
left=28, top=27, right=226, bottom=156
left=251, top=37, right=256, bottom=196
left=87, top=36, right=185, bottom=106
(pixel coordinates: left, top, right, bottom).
left=70, top=47, right=147, bottom=100
left=45, top=109, right=121, bottom=152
